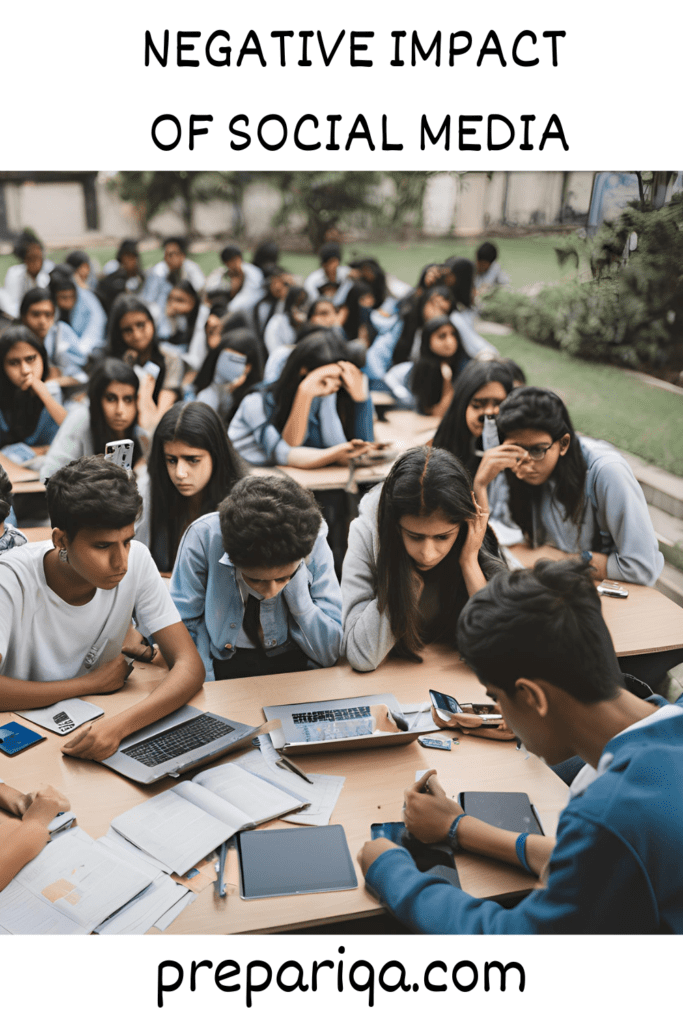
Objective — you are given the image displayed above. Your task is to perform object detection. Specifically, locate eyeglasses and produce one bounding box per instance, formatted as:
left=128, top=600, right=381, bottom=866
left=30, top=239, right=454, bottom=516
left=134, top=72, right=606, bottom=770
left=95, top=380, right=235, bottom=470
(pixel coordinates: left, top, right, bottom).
left=517, top=440, right=560, bottom=461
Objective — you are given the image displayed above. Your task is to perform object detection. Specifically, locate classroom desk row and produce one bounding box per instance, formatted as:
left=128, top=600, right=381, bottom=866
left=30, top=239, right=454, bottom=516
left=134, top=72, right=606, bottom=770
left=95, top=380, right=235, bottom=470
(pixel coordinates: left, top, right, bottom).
left=0, top=645, right=568, bottom=935
left=0, top=453, right=44, bottom=494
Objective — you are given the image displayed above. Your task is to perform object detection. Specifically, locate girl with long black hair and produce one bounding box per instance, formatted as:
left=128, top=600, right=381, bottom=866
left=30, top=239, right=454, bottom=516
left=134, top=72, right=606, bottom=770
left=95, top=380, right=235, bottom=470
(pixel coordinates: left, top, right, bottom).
left=137, top=401, right=244, bottom=572
left=495, top=387, right=664, bottom=587
left=40, top=358, right=144, bottom=481
left=341, top=445, right=504, bottom=672
left=106, top=295, right=183, bottom=430
left=384, top=316, right=470, bottom=415
left=0, top=327, right=66, bottom=456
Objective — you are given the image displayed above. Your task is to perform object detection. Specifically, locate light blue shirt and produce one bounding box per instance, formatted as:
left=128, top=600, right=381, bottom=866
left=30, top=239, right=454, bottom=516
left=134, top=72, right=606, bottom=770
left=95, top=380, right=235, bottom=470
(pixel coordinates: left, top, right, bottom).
left=170, top=512, right=343, bottom=680
left=228, top=389, right=374, bottom=465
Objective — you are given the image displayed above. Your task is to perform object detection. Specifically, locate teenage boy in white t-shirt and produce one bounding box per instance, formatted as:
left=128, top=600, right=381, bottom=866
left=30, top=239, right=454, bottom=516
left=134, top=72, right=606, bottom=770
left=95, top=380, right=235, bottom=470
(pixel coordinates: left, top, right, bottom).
left=0, top=456, right=204, bottom=761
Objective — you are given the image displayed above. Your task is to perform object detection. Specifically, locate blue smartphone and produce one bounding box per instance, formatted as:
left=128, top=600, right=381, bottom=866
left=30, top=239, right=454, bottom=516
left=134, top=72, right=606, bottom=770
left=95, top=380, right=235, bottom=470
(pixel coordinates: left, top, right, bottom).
left=0, top=722, right=46, bottom=756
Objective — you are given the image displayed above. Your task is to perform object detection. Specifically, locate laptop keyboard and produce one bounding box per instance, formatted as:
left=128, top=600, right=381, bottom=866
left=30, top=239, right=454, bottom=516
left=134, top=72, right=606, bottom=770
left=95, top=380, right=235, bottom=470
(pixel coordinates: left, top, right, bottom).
left=122, top=715, right=235, bottom=767
left=292, top=706, right=371, bottom=724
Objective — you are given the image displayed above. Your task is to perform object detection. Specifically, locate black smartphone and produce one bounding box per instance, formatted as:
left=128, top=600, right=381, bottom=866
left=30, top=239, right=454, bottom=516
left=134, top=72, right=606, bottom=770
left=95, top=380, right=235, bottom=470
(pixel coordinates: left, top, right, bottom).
left=429, top=689, right=503, bottom=728
left=370, top=822, right=456, bottom=874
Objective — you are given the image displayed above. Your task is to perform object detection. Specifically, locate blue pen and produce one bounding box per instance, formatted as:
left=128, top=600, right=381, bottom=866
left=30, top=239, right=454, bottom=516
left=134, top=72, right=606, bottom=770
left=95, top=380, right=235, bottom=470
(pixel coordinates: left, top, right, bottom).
left=216, top=841, right=228, bottom=897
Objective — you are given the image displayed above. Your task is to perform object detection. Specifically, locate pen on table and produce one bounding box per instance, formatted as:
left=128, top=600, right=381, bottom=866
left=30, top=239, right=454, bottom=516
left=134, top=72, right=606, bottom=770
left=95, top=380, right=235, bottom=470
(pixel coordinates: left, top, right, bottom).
left=276, top=754, right=313, bottom=784
left=216, top=841, right=228, bottom=897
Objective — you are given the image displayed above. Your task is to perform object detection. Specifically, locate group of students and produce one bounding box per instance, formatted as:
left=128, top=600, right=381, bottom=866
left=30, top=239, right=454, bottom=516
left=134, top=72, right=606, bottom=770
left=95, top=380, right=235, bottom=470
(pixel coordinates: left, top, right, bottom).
left=0, top=230, right=680, bottom=934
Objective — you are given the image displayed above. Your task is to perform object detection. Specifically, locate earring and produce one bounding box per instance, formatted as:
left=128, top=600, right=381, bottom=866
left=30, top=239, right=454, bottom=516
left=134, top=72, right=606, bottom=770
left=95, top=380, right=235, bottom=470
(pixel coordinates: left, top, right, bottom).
left=58, top=548, right=68, bottom=563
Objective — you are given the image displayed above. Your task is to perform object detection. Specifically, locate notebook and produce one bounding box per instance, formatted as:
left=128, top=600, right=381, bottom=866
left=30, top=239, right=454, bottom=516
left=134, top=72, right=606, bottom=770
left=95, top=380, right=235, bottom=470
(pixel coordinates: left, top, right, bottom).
left=102, top=704, right=278, bottom=784
left=110, top=762, right=308, bottom=875
left=263, top=693, right=421, bottom=754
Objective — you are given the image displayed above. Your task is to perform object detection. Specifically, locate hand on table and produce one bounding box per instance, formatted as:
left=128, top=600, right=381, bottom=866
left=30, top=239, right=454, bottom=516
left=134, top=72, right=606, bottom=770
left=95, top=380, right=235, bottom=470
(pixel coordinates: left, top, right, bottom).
left=0, top=783, right=33, bottom=817
left=61, top=718, right=125, bottom=761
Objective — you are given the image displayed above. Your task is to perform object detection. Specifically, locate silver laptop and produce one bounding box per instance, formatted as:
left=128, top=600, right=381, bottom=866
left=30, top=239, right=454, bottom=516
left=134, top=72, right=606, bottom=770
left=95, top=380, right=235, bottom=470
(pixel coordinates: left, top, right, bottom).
left=263, top=693, right=421, bottom=755
left=102, top=705, right=264, bottom=784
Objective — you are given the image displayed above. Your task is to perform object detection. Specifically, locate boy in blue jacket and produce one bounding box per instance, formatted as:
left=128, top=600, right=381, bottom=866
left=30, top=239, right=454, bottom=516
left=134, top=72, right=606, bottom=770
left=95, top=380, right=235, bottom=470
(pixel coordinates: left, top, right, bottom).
left=359, top=558, right=683, bottom=933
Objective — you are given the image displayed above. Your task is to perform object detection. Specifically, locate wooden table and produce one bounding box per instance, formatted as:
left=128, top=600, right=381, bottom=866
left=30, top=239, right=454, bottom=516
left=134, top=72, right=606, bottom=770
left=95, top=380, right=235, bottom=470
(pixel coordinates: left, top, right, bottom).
left=0, top=453, right=45, bottom=494
left=0, top=646, right=568, bottom=935
left=508, top=543, right=683, bottom=658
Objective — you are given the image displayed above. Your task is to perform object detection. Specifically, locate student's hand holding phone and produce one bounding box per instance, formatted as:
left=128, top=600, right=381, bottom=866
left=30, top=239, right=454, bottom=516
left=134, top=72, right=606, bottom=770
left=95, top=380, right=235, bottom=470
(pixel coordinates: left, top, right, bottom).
left=337, top=361, right=368, bottom=402
left=61, top=718, right=126, bottom=762
left=330, top=439, right=374, bottom=465
left=403, top=770, right=462, bottom=843
left=432, top=705, right=515, bottom=741
left=357, top=837, right=399, bottom=876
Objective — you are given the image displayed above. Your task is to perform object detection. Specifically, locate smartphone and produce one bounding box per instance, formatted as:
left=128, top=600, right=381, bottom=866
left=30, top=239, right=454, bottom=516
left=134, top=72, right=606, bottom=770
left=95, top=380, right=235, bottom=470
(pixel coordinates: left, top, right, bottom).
left=429, top=689, right=503, bottom=727
left=104, top=439, right=135, bottom=472
left=597, top=580, right=628, bottom=598
left=370, top=822, right=456, bottom=874
left=0, top=721, right=46, bottom=756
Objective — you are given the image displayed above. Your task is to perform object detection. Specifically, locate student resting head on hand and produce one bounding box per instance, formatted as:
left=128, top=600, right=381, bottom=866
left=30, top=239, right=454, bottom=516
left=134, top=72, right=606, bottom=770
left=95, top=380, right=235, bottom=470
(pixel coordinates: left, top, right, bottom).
left=170, top=474, right=343, bottom=681
left=341, top=445, right=506, bottom=673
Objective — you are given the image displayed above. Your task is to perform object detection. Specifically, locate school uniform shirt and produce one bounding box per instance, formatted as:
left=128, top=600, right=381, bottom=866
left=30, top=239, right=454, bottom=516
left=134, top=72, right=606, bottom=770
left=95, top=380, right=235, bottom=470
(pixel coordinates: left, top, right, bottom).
left=228, top=389, right=374, bottom=466
left=365, top=696, right=683, bottom=933
left=303, top=266, right=351, bottom=305
left=0, top=523, right=27, bottom=553
left=181, top=304, right=211, bottom=371
left=253, top=295, right=285, bottom=338
left=170, top=512, right=342, bottom=681
left=205, top=263, right=264, bottom=312
left=0, top=540, right=180, bottom=681
left=474, top=260, right=510, bottom=292
left=0, top=260, right=54, bottom=319
left=0, top=381, right=63, bottom=449
left=43, top=321, right=87, bottom=381
left=263, top=314, right=297, bottom=355
left=67, top=287, right=107, bottom=356
left=526, top=436, right=664, bottom=586
left=141, top=259, right=206, bottom=313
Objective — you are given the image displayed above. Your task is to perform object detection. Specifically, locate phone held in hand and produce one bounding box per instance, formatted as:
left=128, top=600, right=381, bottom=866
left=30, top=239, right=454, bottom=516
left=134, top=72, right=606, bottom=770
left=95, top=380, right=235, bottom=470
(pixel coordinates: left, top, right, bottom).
left=429, top=688, right=503, bottom=728
left=104, top=439, right=134, bottom=472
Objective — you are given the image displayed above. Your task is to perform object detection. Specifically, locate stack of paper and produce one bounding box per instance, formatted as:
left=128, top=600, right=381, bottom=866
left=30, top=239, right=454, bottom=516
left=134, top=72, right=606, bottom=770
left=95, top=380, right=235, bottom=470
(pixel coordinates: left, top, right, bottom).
left=0, top=828, right=156, bottom=935
left=236, top=738, right=345, bottom=826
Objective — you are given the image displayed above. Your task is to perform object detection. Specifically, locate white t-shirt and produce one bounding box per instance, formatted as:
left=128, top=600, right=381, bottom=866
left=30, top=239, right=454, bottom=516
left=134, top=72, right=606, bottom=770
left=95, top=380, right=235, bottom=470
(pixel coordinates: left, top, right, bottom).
left=0, top=540, right=180, bottom=682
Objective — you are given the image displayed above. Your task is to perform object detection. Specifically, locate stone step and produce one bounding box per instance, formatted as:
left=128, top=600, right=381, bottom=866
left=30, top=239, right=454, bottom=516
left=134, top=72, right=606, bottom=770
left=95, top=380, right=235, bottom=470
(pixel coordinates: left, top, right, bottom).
left=620, top=449, right=683, bottom=520
left=655, top=561, right=683, bottom=609
left=648, top=504, right=683, bottom=573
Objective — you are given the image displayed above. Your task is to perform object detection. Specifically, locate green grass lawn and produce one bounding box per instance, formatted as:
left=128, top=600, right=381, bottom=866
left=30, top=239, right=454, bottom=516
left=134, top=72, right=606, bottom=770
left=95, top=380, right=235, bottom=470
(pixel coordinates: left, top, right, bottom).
left=1, top=235, right=679, bottom=475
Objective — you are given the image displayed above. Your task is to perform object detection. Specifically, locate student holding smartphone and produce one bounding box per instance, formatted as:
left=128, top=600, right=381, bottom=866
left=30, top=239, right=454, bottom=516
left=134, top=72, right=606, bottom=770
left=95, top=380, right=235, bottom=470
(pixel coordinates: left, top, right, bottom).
left=358, top=559, right=683, bottom=934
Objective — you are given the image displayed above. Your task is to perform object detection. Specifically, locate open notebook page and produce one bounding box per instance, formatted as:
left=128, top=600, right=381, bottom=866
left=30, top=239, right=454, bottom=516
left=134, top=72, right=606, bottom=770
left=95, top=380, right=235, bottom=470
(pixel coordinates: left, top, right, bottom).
left=110, top=790, right=235, bottom=876
left=192, top=762, right=307, bottom=823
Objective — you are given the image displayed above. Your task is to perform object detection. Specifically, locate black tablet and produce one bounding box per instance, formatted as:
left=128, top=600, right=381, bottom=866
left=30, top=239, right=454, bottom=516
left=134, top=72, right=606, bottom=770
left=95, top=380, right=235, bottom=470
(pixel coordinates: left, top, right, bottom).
left=236, top=825, right=358, bottom=900
left=459, top=791, right=544, bottom=835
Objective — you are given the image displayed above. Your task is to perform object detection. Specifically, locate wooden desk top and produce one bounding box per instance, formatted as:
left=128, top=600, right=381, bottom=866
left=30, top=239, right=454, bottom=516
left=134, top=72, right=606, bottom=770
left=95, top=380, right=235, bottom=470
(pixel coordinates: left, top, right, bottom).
left=508, top=543, right=683, bottom=658
left=0, top=646, right=568, bottom=935
left=0, top=453, right=45, bottom=494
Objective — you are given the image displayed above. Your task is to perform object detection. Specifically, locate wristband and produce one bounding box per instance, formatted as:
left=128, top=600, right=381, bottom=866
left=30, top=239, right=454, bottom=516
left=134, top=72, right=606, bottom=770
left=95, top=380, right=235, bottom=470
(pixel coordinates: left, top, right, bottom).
left=581, top=550, right=593, bottom=565
left=447, top=813, right=467, bottom=851
left=515, top=832, right=533, bottom=874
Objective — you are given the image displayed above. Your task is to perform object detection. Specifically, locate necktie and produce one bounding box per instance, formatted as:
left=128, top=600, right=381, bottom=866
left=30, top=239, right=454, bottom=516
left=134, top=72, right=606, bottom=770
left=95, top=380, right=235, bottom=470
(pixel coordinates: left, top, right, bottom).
left=242, top=593, right=263, bottom=649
